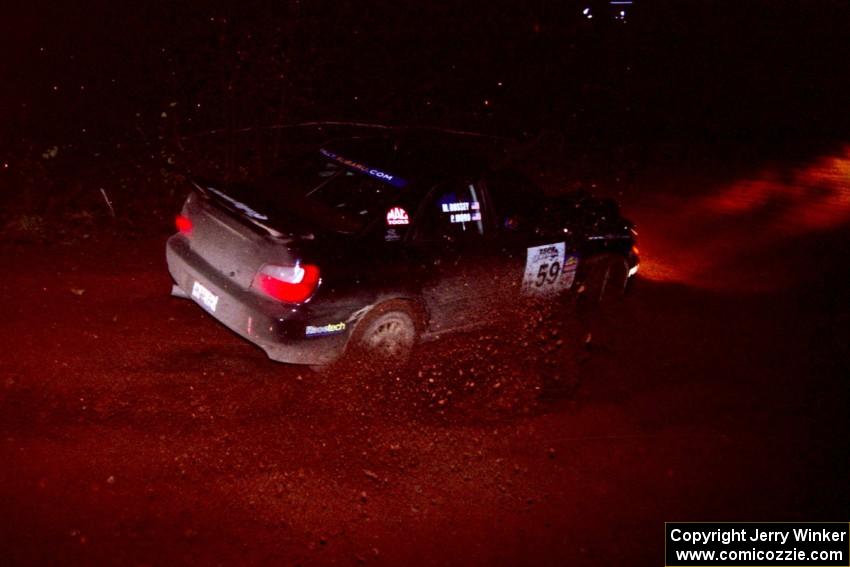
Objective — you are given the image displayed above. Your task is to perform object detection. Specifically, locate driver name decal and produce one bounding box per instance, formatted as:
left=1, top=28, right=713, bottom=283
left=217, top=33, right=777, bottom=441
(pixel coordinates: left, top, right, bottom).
left=440, top=201, right=482, bottom=224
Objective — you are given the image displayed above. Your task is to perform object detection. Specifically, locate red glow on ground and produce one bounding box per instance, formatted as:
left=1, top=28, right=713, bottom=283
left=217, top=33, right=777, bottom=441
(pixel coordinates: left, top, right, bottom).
left=632, top=146, right=850, bottom=292
left=703, top=146, right=850, bottom=232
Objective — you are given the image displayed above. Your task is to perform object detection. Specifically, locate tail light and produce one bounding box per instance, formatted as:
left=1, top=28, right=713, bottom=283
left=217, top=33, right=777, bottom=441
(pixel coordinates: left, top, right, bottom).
left=253, top=262, right=320, bottom=304
left=175, top=214, right=193, bottom=234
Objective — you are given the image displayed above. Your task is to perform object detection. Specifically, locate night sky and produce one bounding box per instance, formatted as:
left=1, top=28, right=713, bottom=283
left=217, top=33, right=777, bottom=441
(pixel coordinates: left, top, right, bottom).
left=4, top=1, right=849, bottom=152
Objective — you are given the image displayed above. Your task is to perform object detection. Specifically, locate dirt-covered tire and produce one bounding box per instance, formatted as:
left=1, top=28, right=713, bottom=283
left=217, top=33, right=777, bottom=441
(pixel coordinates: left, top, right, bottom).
left=345, top=300, right=421, bottom=370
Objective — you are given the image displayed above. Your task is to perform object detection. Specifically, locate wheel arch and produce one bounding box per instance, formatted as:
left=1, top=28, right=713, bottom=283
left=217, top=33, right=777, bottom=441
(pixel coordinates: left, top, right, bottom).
left=345, top=294, right=427, bottom=342
left=578, top=252, right=630, bottom=301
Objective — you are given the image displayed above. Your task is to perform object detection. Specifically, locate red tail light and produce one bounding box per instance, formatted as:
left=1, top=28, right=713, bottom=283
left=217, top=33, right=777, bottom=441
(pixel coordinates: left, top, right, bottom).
left=253, top=263, right=320, bottom=304
left=175, top=214, right=193, bottom=234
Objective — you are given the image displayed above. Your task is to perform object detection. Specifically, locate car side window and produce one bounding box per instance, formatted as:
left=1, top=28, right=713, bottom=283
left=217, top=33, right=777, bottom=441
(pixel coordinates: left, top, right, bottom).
left=486, top=173, right=540, bottom=235
left=415, top=181, right=486, bottom=243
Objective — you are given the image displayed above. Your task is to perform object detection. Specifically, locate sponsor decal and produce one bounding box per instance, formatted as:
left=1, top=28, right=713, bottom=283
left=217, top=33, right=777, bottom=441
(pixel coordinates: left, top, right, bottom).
left=562, top=254, right=578, bottom=289
left=386, top=206, right=410, bottom=226
left=319, top=148, right=408, bottom=188
left=305, top=322, right=347, bottom=337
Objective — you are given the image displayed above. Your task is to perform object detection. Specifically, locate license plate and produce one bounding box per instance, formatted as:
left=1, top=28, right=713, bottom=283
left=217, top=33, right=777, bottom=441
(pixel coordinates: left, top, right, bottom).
left=191, top=280, right=219, bottom=313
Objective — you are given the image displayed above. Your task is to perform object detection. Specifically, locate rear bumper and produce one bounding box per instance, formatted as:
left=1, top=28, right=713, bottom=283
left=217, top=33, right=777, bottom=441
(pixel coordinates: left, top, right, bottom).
left=166, top=234, right=351, bottom=365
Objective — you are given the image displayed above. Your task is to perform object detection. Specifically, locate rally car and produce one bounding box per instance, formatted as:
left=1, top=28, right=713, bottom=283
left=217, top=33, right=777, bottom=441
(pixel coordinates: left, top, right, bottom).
left=166, top=134, right=639, bottom=367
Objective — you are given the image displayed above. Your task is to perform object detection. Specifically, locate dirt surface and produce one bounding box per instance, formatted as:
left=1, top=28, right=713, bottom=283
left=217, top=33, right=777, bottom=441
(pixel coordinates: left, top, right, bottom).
left=1, top=150, right=849, bottom=566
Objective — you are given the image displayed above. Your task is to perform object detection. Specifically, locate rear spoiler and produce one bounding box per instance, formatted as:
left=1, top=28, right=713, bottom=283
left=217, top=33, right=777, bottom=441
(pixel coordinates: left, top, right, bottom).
left=190, top=179, right=290, bottom=239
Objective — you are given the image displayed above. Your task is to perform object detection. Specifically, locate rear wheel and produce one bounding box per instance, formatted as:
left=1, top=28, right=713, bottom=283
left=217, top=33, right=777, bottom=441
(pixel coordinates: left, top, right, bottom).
left=347, top=300, right=420, bottom=370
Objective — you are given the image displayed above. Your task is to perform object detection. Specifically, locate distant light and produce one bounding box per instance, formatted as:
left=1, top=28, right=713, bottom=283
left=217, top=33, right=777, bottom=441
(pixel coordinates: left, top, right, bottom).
left=621, top=10, right=626, bottom=16
left=582, top=7, right=590, bottom=15
left=483, top=99, right=490, bottom=106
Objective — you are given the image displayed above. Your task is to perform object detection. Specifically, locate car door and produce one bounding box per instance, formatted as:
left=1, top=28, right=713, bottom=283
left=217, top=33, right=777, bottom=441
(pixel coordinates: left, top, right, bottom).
left=484, top=173, right=582, bottom=304
left=409, top=178, right=503, bottom=335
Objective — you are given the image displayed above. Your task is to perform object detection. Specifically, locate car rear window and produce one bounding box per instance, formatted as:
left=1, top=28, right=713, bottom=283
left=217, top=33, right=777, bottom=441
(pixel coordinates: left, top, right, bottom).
left=262, top=148, right=408, bottom=235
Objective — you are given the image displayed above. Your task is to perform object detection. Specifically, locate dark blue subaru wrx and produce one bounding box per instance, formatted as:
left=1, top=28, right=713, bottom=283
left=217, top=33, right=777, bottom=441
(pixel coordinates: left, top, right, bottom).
left=166, top=134, right=638, bottom=368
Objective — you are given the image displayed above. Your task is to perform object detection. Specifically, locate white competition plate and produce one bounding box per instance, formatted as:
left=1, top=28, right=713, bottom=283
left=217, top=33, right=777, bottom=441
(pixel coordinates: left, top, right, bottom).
left=191, top=280, right=219, bottom=313
left=521, top=242, right=577, bottom=297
